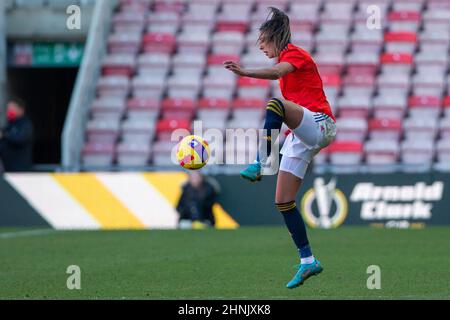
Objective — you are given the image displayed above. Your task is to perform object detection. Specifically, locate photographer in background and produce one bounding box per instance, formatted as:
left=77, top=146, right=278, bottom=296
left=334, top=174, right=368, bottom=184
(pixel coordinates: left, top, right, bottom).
left=0, top=98, right=34, bottom=172
left=176, top=171, right=220, bottom=229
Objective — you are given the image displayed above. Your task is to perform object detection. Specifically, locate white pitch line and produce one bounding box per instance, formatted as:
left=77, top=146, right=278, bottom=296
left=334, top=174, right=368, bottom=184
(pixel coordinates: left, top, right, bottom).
left=0, top=229, right=58, bottom=239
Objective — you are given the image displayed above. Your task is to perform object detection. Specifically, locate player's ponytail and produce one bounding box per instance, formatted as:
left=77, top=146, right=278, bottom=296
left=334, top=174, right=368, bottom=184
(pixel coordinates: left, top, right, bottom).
left=259, top=7, right=291, bottom=55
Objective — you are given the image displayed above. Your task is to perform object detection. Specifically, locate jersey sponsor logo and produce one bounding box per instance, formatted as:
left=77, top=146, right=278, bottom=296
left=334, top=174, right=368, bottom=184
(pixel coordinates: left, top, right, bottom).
left=301, top=178, right=348, bottom=229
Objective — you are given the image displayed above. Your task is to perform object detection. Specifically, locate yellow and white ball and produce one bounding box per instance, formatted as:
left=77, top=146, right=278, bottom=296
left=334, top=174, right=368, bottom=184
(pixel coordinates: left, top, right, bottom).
left=176, top=135, right=211, bottom=170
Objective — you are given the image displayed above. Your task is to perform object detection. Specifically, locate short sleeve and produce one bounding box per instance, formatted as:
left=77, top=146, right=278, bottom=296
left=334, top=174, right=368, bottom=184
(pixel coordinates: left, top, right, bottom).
left=279, top=48, right=307, bottom=70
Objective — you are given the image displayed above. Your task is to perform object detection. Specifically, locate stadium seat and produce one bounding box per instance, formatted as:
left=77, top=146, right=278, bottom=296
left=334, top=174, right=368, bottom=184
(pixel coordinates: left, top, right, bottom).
left=369, top=118, right=403, bottom=140
left=102, top=54, right=136, bottom=77
left=82, top=142, right=115, bottom=167
left=161, top=98, right=197, bottom=120
left=86, top=118, right=121, bottom=143
left=384, top=31, right=418, bottom=54
left=237, top=78, right=271, bottom=99
left=377, top=73, right=411, bottom=97
left=152, top=140, right=178, bottom=166
left=91, top=97, right=127, bottom=120
left=335, top=117, right=368, bottom=142
left=167, top=75, right=202, bottom=99
left=131, top=75, right=166, bottom=99
left=365, top=139, right=400, bottom=165
left=337, top=95, right=372, bottom=118
left=403, top=117, right=439, bottom=140
left=401, top=138, right=435, bottom=166
left=121, top=117, right=156, bottom=143
left=342, top=74, right=375, bottom=98
left=108, top=32, right=142, bottom=55
left=408, top=95, right=442, bottom=119
left=388, top=11, right=421, bottom=32
left=380, top=53, right=414, bottom=75
left=116, top=141, right=151, bottom=167
left=156, top=119, right=191, bottom=141
left=373, top=94, right=407, bottom=120
left=328, top=141, right=364, bottom=166
left=137, top=53, right=171, bottom=77
left=232, top=98, right=265, bottom=119
left=212, top=31, right=245, bottom=55
left=142, top=32, right=176, bottom=53
left=392, top=0, right=425, bottom=11
left=97, top=75, right=130, bottom=98
left=435, top=139, right=450, bottom=171
left=444, top=96, right=450, bottom=117
left=412, top=72, right=446, bottom=96
left=202, top=75, right=236, bottom=100
left=126, top=97, right=160, bottom=119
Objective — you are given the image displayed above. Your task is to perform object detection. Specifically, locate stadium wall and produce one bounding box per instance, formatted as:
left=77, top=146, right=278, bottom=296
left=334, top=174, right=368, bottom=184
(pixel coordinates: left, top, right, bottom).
left=0, top=172, right=449, bottom=230
left=0, top=0, right=6, bottom=128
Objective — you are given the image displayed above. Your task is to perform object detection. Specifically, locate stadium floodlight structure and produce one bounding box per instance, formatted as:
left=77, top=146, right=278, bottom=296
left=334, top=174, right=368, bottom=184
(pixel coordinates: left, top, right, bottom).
left=0, top=0, right=6, bottom=128
left=62, top=0, right=117, bottom=171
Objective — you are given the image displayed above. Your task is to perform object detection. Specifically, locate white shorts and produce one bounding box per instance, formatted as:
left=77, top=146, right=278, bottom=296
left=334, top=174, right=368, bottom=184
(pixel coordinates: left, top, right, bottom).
left=279, top=107, right=337, bottom=179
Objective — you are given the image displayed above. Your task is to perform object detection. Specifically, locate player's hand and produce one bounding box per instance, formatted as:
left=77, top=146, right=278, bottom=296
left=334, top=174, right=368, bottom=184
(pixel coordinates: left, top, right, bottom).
left=223, top=61, right=247, bottom=76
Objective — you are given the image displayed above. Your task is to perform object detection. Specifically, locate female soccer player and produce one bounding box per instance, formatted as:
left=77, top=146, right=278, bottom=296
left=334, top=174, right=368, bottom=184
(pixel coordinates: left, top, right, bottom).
left=224, top=7, right=337, bottom=289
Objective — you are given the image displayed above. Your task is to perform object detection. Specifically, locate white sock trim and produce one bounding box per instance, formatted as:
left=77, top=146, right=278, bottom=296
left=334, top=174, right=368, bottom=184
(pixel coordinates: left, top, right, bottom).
left=301, top=256, right=315, bottom=265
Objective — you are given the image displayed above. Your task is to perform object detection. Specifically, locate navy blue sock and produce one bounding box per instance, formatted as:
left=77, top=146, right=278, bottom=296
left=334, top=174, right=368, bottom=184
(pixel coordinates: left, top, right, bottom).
left=257, top=98, right=285, bottom=163
left=277, top=201, right=313, bottom=259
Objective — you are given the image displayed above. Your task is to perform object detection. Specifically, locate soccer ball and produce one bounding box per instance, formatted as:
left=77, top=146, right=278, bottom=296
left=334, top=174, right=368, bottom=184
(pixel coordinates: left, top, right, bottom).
left=176, top=135, right=211, bottom=170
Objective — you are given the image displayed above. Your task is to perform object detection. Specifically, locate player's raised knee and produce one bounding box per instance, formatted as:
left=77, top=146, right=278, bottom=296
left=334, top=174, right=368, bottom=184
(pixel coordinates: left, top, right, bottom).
left=266, top=98, right=286, bottom=118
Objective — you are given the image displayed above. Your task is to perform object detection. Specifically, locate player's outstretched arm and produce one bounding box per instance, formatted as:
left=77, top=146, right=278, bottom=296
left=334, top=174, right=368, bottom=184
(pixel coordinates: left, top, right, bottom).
left=223, top=61, right=295, bottom=80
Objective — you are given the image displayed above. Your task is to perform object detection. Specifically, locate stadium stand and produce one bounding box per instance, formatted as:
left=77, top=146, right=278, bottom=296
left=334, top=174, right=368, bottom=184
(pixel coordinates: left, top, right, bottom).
left=77, top=0, right=450, bottom=172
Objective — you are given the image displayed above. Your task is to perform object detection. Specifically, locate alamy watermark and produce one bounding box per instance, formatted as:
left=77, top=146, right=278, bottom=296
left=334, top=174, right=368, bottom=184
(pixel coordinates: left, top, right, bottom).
left=171, top=120, right=281, bottom=175
left=66, top=265, right=81, bottom=290
left=66, top=5, right=81, bottom=30
left=366, top=265, right=381, bottom=290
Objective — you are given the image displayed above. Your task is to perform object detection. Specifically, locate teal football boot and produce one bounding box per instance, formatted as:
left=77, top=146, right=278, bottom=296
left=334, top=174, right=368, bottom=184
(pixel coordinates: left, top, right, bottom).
left=286, top=259, right=323, bottom=289
left=240, top=162, right=262, bottom=182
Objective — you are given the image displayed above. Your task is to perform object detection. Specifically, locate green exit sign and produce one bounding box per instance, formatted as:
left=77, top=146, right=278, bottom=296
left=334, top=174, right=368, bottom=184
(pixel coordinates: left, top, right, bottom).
left=33, top=43, right=84, bottom=67
left=10, top=42, right=85, bottom=67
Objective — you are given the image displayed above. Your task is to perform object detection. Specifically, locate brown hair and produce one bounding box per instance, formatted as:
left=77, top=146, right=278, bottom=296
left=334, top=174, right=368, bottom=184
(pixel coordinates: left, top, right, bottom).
left=258, top=7, right=291, bottom=55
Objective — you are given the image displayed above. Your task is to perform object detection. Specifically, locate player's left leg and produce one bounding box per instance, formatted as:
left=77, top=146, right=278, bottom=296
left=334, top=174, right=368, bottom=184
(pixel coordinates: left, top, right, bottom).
left=276, top=161, right=323, bottom=289
left=240, top=98, right=304, bottom=182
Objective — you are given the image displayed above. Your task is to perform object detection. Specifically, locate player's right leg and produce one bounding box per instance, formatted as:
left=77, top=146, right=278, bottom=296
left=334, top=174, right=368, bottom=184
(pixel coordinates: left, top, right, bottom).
left=276, top=162, right=323, bottom=289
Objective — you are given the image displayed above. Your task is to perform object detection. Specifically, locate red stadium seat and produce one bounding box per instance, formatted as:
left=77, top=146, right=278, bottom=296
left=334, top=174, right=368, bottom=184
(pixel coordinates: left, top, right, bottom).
left=142, top=32, right=176, bottom=53
left=369, top=118, right=403, bottom=140
left=156, top=119, right=191, bottom=141
left=388, top=11, right=421, bottom=32
left=384, top=31, right=418, bottom=54
left=207, top=54, right=240, bottom=65
left=408, top=95, right=442, bottom=118
left=328, top=141, right=364, bottom=166
left=161, top=98, right=197, bottom=120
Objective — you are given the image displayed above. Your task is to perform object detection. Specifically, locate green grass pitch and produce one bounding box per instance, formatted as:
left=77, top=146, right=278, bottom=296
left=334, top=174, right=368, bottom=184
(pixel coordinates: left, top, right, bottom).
left=0, top=226, right=449, bottom=299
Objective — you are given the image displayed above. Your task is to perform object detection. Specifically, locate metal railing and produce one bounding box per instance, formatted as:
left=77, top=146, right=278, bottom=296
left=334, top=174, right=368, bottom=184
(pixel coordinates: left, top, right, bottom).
left=61, top=0, right=116, bottom=171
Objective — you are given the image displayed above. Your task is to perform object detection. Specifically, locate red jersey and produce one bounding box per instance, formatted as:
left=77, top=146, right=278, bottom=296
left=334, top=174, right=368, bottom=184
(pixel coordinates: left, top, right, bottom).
left=278, top=44, right=335, bottom=121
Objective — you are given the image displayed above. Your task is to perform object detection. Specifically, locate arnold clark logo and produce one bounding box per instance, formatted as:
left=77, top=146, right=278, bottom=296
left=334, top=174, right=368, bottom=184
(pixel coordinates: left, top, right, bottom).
left=301, top=178, right=348, bottom=229
left=350, top=181, right=444, bottom=221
